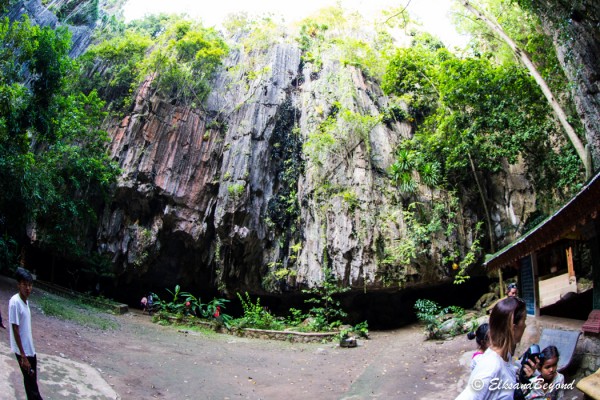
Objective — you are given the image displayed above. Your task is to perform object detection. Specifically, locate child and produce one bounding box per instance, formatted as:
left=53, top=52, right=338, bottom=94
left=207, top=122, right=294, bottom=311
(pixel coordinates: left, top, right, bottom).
left=525, top=345, right=564, bottom=400
left=9, top=267, right=43, bottom=399
left=467, top=323, right=489, bottom=370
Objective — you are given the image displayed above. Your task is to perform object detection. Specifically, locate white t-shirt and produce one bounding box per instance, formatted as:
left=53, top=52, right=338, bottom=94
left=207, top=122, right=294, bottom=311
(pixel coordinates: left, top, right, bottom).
left=9, top=293, right=36, bottom=357
left=456, top=348, right=519, bottom=400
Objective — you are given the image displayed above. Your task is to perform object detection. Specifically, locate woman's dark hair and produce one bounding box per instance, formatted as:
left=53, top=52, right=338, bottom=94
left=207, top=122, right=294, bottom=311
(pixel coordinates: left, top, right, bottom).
left=467, top=323, right=489, bottom=348
left=489, top=297, right=527, bottom=360
left=540, top=345, right=560, bottom=365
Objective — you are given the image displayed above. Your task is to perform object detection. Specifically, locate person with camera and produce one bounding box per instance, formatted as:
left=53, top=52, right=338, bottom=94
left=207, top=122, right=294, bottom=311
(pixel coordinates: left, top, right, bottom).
left=456, top=297, right=529, bottom=400
left=514, top=344, right=542, bottom=400
left=523, top=346, right=565, bottom=400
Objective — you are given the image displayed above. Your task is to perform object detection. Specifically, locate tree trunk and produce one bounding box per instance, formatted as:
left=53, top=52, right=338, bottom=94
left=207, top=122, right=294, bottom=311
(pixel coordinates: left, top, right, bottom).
left=468, top=152, right=504, bottom=296
left=467, top=152, right=495, bottom=253
left=462, top=1, right=593, bottom=179
left=525, top=0, right=600, bottom=172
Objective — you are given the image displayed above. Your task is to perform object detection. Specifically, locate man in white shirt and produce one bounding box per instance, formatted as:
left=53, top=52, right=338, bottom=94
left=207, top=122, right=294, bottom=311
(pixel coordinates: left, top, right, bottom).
left=9, top=267, right=43, bottom=399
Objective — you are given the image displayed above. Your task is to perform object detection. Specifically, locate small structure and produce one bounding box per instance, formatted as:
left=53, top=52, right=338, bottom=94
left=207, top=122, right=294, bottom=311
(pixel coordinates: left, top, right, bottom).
left=485, top=171, right=600, bottom=318
left=484, top=172, right=600, bottom=385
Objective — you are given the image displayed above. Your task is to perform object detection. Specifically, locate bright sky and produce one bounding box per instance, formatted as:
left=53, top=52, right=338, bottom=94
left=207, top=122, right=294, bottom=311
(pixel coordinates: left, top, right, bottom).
left=122, top=0, right=468, bottom=48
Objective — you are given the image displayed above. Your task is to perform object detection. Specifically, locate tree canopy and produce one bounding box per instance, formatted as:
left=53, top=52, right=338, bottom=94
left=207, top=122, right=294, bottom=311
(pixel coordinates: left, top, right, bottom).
left=0, top=16, right=118, bottom=272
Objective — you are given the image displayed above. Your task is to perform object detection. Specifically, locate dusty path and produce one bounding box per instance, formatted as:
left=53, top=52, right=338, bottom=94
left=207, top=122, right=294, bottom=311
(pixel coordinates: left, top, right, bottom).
left=0, top=276, right=479, bottom=399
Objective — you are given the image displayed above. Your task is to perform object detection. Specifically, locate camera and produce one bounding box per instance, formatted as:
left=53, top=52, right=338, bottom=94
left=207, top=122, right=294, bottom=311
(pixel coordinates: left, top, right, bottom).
left=518, top=344, right=542, bottom=383
left=520, top=343, right=541, bottom=365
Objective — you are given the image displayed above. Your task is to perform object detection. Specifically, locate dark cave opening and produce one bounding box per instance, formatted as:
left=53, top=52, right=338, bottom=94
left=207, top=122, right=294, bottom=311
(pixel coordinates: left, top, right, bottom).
left=21, top=243, right=493, bottom=331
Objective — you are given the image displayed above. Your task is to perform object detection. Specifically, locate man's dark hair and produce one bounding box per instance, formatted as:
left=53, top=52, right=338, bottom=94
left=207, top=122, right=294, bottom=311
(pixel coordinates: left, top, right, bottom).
left=15, top=267, right=33, bottom=283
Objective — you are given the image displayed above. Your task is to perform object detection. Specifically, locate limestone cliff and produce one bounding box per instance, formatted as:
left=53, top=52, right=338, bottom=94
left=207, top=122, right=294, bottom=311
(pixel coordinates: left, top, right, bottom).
left=97, top=35, right=537, bottom=295
left=7, top=0, right=94, bottom=57
left=6, top=0, right=542, bottom=297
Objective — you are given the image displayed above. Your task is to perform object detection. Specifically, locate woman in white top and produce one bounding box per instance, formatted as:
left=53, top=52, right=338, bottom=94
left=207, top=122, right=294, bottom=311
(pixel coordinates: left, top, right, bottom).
left=456, top=297, right=530, bottom=400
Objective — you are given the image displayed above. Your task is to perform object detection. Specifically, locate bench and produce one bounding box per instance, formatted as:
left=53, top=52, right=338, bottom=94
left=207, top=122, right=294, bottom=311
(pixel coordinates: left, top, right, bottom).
left=538, top=328, right=581, bottom=372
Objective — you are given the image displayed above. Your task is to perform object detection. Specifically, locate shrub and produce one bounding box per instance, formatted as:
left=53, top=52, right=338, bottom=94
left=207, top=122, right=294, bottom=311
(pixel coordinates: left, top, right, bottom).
left=302, top=267, right=350, bottom=331
left=233, top=292, right=284, bottom=330
left=414, top=299, right=473, bottom=339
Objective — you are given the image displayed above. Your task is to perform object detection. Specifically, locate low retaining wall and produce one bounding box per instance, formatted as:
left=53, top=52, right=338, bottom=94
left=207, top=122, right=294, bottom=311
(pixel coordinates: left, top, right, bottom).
left=575, top=334, right=600, bottom=378
left=165, top=316, right=338, bottom=343
left=233, top=328, right=338, bottom=343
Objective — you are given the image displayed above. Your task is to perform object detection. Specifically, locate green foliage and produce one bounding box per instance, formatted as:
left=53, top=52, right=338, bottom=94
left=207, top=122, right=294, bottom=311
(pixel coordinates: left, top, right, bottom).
left=205, top=297, right=232, bottom=326
left=152, top=285, right=231, bottom=326
left=297, top=20, right=329, bottom=70
left=304, top=104, right=379, bottom=174
left=296, top=5, right=392, bottom=80
left=381, top=103, right=409, bottom=127
left=77, top=30, right=152, bottom=112
left=153, top=284, right=185, bottom=314
left=142, top=20, right=228, bottom=106
left=382, top=35, right=582, bottom=222
left=0, top=234, right=18, bottom=273
left=302, top=267, right=350, bottom=331
left=352, top=320, right=369, bottom=338
left=0, top=16, right=118, bottom=275
left=389, top=149, right=417, bottom=195
left=414, top=298, right=442, bottom=337
left=456, top=0, right=569, bottom=95
left=414, top=299, right=469, bottom=339
left=337, top=321, right=369, bottom=341
left=78, top=15, right=228, bottom=109
left=233, top=292, right=284, bottom=330
left=285, top=307, right=306, bottom=327
left=378, top=196, right=462, bottom=287
left=454, top=222, right=483, bottom=284
left=340, top=190, right=359, bottom=211
left=227, top=183, right=245, bottom=198
left=303, top=113, right=337, bottom=167
left=266, top=101, right=303, bottom=240
left=336, top=35, right=391, bottom=80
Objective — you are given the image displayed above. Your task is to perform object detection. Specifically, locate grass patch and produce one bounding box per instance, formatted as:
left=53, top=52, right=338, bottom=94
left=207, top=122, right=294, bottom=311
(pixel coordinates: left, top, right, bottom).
left=171, top=323, right=221, bottom=337
left=33, top=292, right=119, bottom=330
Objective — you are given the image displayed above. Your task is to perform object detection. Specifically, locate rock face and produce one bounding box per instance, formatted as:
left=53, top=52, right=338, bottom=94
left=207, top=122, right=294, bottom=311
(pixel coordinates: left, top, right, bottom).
left=97, top=35, right=538, bottom=296
left=528, top=0, right=600, bottom=169
left=8, top=0, right=93, bottom=57
left=7, top=0, right=544, bottom=298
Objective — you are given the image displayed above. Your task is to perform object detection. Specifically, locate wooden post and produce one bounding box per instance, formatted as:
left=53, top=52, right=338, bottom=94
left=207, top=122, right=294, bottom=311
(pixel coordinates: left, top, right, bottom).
left=498, top=268, right=504, bottom=298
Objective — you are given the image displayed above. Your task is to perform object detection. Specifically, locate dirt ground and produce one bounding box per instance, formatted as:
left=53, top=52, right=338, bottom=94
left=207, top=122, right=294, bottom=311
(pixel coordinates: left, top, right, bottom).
left=0, top=276, right=585, bottom=400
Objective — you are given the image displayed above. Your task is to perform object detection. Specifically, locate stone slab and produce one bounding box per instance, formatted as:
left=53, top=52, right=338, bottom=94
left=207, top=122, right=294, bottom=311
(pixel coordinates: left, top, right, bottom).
left=538, top=328, right=581, bottom=372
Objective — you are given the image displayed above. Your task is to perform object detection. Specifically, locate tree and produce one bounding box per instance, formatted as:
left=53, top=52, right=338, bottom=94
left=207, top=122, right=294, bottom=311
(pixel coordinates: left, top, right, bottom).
left=0, top=16, right=118, bottom=274
left=382, top=37, right=580, bottom=262
left=77, top=30, right=152, bottom=112
left=459, top=0, right=592, bottom=178
left=142, top=19, right=228, bottom=106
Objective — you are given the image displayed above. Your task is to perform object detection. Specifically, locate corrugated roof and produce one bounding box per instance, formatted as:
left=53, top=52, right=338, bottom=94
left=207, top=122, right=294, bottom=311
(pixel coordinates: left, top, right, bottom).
left=485, top=171, right=600, bottom=271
